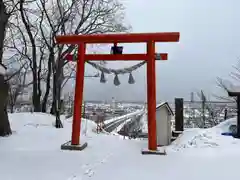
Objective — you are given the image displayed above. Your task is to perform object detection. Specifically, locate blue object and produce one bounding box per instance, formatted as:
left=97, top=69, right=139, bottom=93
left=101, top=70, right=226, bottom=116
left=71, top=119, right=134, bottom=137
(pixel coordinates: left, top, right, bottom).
left=221, top=132, right=234, bottom=136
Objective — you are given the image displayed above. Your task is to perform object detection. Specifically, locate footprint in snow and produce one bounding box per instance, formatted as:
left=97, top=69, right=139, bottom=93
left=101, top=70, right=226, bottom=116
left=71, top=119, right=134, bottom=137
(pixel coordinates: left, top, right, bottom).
left=82, top=164, right=95, bottom=177
left=80, top=153, right=113, bottom=178
left=67, top=175, right=82, bottom=180
left=84, top=168, right=95, bottom=177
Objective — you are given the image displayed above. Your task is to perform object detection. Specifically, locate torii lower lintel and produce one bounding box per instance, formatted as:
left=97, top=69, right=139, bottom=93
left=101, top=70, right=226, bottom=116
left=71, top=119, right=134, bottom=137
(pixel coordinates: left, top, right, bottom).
left=56, top=32, right=180, bottom=153
left=65, top=53, right=168, bottom=61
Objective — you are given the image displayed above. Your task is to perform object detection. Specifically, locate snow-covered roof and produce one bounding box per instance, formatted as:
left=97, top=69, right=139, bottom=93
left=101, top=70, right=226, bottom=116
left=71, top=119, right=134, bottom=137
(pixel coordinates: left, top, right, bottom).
left=156, top=102, right=174, bottom=116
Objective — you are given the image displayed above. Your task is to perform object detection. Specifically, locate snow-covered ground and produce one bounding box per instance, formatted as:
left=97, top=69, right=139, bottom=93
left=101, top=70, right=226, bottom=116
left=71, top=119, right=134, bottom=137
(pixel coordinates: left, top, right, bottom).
left=1, top=113, right=240, bottom=180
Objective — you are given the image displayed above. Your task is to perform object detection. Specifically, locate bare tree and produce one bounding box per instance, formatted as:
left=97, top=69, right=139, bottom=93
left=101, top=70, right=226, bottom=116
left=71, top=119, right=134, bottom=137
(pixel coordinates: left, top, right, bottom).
left=15, top=0, right=129, bottom=127
left=194, top=90, right=207, bottom=128
left=215, top=58, right=240, bottom=102
left=5, top=0, right=129, bottom=129
left=0, top=60, right=26, bottom=136
left=196, top=90, right=228, bottom=127
left=0, top=64, right=11, bottom=136
left=215, top=77, right=236, bottom=102
left=0, top=0, right=19, bottom=136
left=8, top=64, right=29, bottom=113
left=18, top=0, right=43, bottom=112
left=36, top=0, right=129, bottom=118
left=0, top=0, right=18, bottom=62
left=7, top=1, right=51, bottom=112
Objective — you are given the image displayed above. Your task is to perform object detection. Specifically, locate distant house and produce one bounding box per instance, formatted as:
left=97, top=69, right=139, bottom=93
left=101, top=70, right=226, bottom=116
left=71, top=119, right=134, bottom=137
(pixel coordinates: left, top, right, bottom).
left=156, top=102, right=174, bottom=146
left=156, top=102, right=174, bottom=116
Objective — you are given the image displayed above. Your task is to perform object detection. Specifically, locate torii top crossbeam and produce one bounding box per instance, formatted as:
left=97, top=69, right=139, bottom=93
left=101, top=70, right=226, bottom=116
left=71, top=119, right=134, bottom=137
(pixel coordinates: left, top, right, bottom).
left=56, top=32, right=180, bottom=44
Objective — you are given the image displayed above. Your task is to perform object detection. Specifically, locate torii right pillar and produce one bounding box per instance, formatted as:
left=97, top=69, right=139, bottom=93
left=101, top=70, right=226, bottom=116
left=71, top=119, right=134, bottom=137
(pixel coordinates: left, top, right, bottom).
left=143, top=38, right=180, bottom=155
left=142, top=41, right=169, bottom=155
left=147, top=41, right=157, bottom=150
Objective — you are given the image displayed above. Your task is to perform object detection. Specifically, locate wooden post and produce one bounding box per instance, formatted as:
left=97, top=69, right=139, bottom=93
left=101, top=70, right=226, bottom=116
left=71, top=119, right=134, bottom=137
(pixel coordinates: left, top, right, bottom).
left=237, top=97, right=240, bottom=138
left=228, top=91, right=240, bottom=138
left=175, top=98, right=184, bottom=132
left=224, top=108, right=227, bottom=120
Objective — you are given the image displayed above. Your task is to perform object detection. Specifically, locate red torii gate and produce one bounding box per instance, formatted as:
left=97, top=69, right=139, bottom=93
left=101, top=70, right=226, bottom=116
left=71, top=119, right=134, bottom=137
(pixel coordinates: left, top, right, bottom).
left=56, top=32, right=180, bottom=153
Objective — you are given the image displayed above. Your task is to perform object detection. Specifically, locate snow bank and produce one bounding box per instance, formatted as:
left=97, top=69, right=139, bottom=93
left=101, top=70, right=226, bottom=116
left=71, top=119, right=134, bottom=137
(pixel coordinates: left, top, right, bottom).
left=9, top=112, right=97, bottom=134
left=169, top=117, right=240, bottom=152
left=169, top=128, right=220, bottom=151
left=9, top=113, right=56, bottom=129
left=213, top=117, right=237, bottom=133
left=65, top=116, right=97, bottom=134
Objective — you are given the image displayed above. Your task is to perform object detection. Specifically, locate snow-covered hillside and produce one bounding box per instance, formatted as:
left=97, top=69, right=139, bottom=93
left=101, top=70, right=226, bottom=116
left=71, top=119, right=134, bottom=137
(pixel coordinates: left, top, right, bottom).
left=1, top=113, right=240, bottom=180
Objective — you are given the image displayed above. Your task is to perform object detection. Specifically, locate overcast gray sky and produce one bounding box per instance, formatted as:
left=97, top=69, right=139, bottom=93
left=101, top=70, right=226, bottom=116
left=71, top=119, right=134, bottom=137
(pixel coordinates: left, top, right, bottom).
left=78, top=0, right=240, bottom=102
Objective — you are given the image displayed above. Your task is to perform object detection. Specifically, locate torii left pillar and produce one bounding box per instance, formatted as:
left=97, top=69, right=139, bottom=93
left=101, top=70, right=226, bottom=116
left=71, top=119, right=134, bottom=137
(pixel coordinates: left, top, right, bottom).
left=60, top=43, right=88, bottom=151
